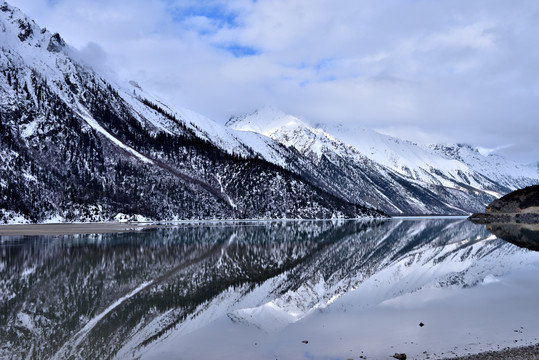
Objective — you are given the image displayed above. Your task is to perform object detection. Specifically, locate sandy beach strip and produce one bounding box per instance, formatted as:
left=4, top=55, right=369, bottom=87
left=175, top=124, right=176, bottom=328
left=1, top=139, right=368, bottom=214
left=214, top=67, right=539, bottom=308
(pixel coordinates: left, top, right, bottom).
left=0, top=222, right=168, bottom=236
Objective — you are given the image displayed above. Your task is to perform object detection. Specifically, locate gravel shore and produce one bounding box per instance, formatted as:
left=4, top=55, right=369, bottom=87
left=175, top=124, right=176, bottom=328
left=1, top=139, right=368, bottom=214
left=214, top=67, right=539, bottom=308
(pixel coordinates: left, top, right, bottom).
left=442, top=344, right=539, bottom=360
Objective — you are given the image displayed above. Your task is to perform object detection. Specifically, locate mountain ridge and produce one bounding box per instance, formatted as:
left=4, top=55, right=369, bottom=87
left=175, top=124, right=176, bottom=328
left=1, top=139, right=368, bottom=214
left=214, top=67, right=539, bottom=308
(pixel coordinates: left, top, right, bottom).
left=0, top=2, right=380, bottom=223
left=227, top=107, right=538, bottom=215
left=1, top=1, right=537, bottom=222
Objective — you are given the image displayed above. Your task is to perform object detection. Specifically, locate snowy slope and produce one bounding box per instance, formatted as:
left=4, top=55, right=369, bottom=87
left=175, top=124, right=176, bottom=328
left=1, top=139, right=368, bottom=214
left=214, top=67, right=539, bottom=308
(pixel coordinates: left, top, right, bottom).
left=228, top=106, right=538, bottom=213
left=230, top=106, right=537, bottom=192
left=430, top=143, right=538, bottom=189
left=0, top=1, right=298, bottom=173
left=328, top=123, right=538, bottom=192
left=0, top=4, right=290, bottom=169
left=0, top=2, right=379, bottom=223
left=116, top=83, right=293, bottom=168
left=0, top=4, right=155, bottom=164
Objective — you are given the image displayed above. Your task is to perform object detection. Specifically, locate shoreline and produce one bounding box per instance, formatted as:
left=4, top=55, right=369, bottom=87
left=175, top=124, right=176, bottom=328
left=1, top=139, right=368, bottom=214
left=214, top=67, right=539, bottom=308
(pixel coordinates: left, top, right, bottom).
left=0, top=218, right=371, bottom=236
left=0, top=215, right=467, bottom=237
left=0, top=216, right=473, bottom=236
left=445, top=343, right=539, bottom=360
left=0, top=222, right=171, bottom=236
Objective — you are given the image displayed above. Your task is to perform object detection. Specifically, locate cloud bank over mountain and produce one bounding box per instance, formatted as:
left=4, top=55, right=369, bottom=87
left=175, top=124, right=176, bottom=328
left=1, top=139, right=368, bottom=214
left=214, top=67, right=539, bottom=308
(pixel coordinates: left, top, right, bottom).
left=11, top=0, right=539, bottom=163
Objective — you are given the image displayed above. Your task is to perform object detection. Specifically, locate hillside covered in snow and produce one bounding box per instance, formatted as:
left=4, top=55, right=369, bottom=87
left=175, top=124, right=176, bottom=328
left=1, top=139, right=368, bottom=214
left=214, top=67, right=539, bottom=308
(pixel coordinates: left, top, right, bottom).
left=228, top=106, right=538, bottom=215
left=0, top=1, right=537, bottom=223
left=0, top=2, right=380, bottom=223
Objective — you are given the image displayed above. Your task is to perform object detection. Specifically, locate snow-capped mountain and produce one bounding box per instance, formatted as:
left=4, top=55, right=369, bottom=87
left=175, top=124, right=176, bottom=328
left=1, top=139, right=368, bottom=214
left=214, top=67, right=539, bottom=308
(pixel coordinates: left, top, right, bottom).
left=429, top=143, right=538, bottom=190
left=227, top=106, right=538, bottom=214
left=1, top=1, right=536, bottom=221
left=0, top=2, right=380, bottom=223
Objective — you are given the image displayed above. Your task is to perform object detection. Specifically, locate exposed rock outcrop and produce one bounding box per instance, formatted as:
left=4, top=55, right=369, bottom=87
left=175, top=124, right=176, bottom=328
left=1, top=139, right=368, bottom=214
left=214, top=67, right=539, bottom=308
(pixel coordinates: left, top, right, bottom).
left=47, top=32, right=65, bottom=52
left=470, top=185, right=539, bottom=250
left=469, top=185, right=539, bottom=224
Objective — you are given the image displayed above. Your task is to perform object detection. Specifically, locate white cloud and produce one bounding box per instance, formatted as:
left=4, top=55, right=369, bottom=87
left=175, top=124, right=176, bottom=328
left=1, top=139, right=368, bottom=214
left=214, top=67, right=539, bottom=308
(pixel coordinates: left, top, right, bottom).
left=8, top=0, right=539, bottom=163
left=423, top=22, right=496, bottom=52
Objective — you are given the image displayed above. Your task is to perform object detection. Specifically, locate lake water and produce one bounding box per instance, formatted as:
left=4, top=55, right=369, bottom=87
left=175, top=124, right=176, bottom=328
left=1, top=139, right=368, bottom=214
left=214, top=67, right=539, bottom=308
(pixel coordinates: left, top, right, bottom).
left=1, top=218, right=539, bottom=359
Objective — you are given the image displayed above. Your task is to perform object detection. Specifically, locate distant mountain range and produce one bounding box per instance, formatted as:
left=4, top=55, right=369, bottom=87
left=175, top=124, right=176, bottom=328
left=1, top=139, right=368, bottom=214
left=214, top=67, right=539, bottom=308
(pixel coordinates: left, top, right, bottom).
left=0, top=2, right=537, bottom=223
left=227, top=106, right=538, bottom=215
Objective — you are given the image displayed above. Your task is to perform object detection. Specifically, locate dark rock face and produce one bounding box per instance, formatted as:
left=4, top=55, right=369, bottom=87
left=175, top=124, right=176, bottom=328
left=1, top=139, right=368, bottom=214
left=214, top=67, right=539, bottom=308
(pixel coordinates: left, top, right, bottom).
left=46, top=33, right=65, bottom=52
left=17, top=19, right=33, bottom=41
left=486, top=185, right=539, bottom=214
left=469, top=185, right=539, bottom=224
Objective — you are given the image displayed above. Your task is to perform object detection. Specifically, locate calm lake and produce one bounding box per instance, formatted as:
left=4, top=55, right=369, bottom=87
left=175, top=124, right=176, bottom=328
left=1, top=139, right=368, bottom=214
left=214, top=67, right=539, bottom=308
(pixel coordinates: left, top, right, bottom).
left=1, top=218, right=539, bottom=359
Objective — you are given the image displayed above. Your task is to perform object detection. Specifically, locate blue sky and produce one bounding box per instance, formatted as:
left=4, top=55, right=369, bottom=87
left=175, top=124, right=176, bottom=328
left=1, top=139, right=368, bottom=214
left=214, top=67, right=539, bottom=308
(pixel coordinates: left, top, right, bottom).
left=168, top=2, right=239, bottom=33
left=9, top=0, right=539, bottom=163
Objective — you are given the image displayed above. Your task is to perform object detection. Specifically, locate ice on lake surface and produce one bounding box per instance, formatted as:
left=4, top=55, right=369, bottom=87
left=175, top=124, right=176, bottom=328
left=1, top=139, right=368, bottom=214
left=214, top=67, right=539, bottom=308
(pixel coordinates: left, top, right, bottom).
left=1, top=218, right=538, bottom=359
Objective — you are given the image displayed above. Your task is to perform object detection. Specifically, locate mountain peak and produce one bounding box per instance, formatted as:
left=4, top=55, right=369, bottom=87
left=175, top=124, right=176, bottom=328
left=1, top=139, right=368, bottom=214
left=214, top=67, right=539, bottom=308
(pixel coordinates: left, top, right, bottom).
left=253, top=104, right=287, bottom=118
left=226, top=105, right=307, bottom=136
left=0, top=2, right=57, bottom=50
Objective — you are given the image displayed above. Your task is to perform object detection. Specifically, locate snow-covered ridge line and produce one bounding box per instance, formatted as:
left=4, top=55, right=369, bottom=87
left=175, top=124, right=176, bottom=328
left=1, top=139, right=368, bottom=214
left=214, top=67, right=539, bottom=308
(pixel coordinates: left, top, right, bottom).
left=227, top=106, right=538, bottom=214
left=229, top=106, right=538, bottom=188
left=1, top=2, right=378, bottom=223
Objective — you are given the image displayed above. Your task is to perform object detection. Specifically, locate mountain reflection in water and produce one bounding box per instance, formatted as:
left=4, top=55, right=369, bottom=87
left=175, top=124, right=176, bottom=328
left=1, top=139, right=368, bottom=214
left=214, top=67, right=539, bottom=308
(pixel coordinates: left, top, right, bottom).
left=1, top=219, right=538, bottom=359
